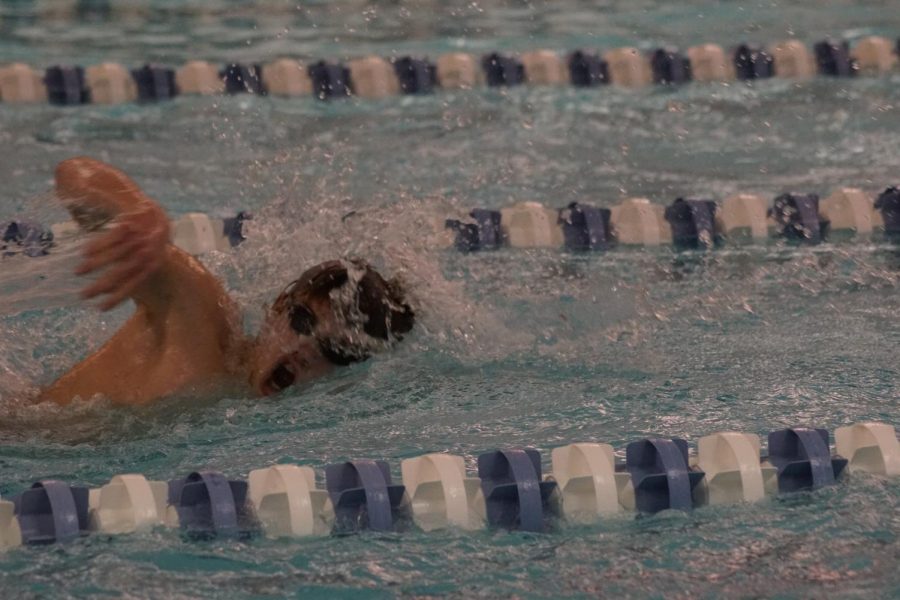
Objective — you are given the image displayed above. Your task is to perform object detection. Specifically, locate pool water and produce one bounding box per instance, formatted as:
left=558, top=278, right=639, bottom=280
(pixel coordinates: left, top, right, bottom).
left=1, top=1, right=899, bottom=597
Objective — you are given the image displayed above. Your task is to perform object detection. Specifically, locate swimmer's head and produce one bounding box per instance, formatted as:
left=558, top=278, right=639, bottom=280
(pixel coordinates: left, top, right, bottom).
left=251, top=259, right=415, bottom=396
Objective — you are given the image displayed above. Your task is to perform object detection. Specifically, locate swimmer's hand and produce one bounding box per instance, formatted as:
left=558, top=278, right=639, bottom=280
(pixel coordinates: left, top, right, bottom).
left=75, top=203, right=170, bottom=311
left=55, top=157, right=172, bottom=312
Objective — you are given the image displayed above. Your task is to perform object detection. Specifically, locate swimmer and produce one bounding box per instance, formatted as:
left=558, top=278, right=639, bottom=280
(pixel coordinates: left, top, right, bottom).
left=38, top=157, right=414, bottom=405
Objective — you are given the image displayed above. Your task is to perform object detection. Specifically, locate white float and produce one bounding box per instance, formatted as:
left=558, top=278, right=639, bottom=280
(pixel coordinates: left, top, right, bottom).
left=247, top=465, right=334, bottom=537
left=261, top=59, right=313, bottom=97
left=347, top=56, right=400, bottom=99
left=609, top=198, right=672, bottom=245
left=852, top=36, right=898, bottom=74
left=835, top=423, right=900, bottom=477
left=719, top=193, right=771, bottom=238
left=0, top=499, right=22, bottom=550
left=88, top=474, right=168, bottom=534
left=176, top=61, right=226, bottom=95
left=0, top=63, right=47, bottom=103
left=170, top=213, right=228, bottom=255
left=85, top=63, right=138, bottom=104
left=603, top=47, right=653, bottom=87
left=521, top=50, right=568, bottom=85
left=769, top=40, right=817, bottom=79
left=819, top=188, right=876, bottom=234
left=686, top=44, right=735, bottom=82
left=436, top=53, right=482, bottom=89
left=500, top=202, right=564, bottom=248
left=695, top=432, right=777, bottom=505
left=550, top=443, right=630, bottom=522
left=400, top=453, right=485, bottom=531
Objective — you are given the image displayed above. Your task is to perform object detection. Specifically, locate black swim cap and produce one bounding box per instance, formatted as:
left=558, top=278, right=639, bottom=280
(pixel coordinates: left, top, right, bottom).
left=273, top=259, right=414, bottom=364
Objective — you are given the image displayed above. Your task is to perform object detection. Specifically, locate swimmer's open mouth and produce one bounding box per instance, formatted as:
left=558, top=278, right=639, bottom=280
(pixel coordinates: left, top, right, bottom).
left=264, top=362, right=296, bottom=395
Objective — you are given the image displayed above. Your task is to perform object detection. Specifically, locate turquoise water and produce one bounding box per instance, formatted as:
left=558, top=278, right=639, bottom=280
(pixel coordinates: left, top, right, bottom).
left=1, top=1, right=900, bottom=598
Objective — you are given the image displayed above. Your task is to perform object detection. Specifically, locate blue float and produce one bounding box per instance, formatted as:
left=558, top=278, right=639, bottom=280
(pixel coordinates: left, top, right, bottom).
left=477, top=448, right=558, bottom=532
left=132, top=65, right=177, bottom=101
left=221, top=63, right=265, bottom=95
left=44, top=66, right=90, bottom=105
left=222, top=211, right=252, bottom=247
left=624, top=438, right=705, bottom=514
left=875, top=187, right=900, bottom=235
left=481, top=53, right=525, bottom=87
left=767, top=428, right=848, bottom=492
left=814, top=40, right=857, bottom=77
left=733, top=45, right=774, bottom=80
left=308, top=61, right=352, bottom=99
left=568, top=51, right=609, bottom=87
left=393, top=57, right=437, bottom=94
left=650, top=48, right=692, bottom=84
left=325, top=460, right=407, bottom=532
left=1, top=220, right=53, bottom=257
left=445, top=209, right=503, bottom=252
left=558, top=202, right=612, bottom=251
left=664, top=198, right=719, bottom=249
left=12, top=480, right=90, bottom=544
left=167, top=471, right=255, bottom=537
left=770, top=193, right=829, bottom=243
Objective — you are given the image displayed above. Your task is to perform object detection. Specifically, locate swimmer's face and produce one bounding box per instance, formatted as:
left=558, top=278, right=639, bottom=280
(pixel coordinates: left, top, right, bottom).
left=251, top=295, right=337, bottom=396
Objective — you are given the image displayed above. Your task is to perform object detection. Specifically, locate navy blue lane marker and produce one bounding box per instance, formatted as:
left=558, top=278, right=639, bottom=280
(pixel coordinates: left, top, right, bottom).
left=814, top=40, right=857, bottom=77
left=445, top=209, right=503, bottom=252
left=1, top=220, right=53, bottom=257
left=624, top=438, right=705, bottom=513
left=168, top=471, right=254, bottom=537
left=875, top=187, right=900, bottom=235
left=393, top=57, right=437, bottom=94
left=477, top=448, right=558, bottom=532
left=221, top=63, right=265, bottom=95
left=733, top=45, right=774, bottom=80
left=482, top=53, right=525, bottom=87
left=325, top=460, right=407, bottom=532
left=568, top=51, right=608, bottom=87
left=665, top=198, right=719, bottom=249
left=767, top=428, right=848, bottom=492
left=308, top=61, right=352, bottom=100
left=45, top=66, right=90, bottom=105
left=470, top=209, right=503, bottom=249
left=558, top=202, right=612, bottom=250
left=770, top=193, right=829, bottom=243
left=222, top=211, right=252, bottom=247
left=132, top=65, right=177, bottom=101
left=651, top=48, right=692, bottom=85
left=12, top=480, right=90, bottom=544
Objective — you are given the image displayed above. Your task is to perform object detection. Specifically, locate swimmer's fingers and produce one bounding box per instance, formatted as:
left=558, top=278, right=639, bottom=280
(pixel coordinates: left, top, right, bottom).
left=96, top=269, right=147, bottom=312
left=76, top=207, right=169, bottom=275
left=80, top=257, right=152, bottom=311
left=75, top=228, right=139, bottom=275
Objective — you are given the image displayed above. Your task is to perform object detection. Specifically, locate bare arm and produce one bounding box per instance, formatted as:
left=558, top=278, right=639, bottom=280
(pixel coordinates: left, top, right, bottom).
left=40, top=158, right=243, bottom=405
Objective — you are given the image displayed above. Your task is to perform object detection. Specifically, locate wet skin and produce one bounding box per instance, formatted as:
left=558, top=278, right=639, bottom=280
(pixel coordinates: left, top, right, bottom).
left=40, top=157, right=335, bottom=405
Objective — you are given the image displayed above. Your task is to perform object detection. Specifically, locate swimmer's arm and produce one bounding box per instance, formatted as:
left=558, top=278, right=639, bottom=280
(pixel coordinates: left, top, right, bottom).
left=55, top=157, right=173, bottom=311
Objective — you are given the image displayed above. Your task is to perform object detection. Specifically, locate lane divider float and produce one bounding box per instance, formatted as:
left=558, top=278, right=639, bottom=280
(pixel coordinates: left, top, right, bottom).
left=0, top=422, right=896, bottom=548
left=0, top=36, right=899, bottom=105
left=4, top=186, right=899, bottom=261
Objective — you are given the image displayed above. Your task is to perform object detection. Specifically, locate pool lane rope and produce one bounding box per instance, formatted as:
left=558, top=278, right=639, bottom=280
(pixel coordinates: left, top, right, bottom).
left=5, top=186, right=900, bottom=260
left=0, top=36, right=898, bottom=105
left=0, top=422, right=896, bottom=547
